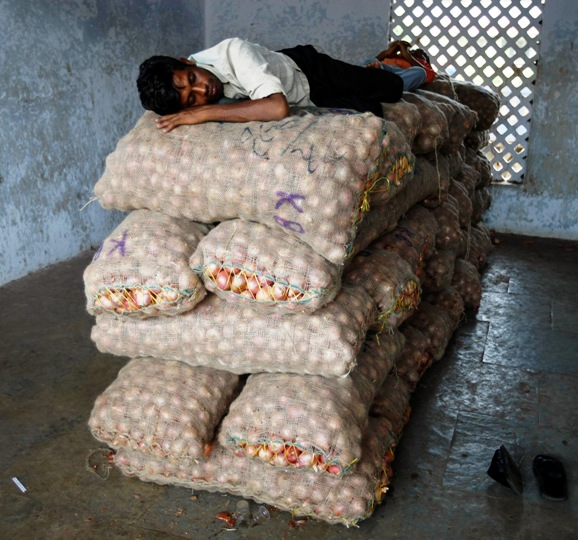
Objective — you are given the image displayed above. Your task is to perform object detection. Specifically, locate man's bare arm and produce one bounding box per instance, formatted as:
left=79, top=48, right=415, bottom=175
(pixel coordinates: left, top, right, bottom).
left=156, top=93, right=290, bottom=132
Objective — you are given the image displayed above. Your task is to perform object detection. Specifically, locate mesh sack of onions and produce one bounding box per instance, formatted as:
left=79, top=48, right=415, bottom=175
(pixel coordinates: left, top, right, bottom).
left=362, top=119, right=416, bottom=207
left=464, top=129, right=490, bottom=151
left=448, top=179, right=473, bottom=227
left=465, top=148, right=493, bottom=188
left=371, top=204, right=439, bottom=279
left=451, top=258, right=483, bottom=311
left=92, top=283, right=376, bottom=377
left=460, top=226, right=491, bottom=270
left=445, top=149, right=465, bottom=178
left=351, top=156, right=442, bottom=257
left=369, top=375, right=413, bottom=438
left=380, top=100, right=422, bottom=148
left=421, top=72, right=458, bottom=100
left=473, top=222, right=494, bottom=257
left=88, top=358, right=240, bottom=460
left=430, top=195, right=463, bottom=251
left=417, top=89, right=478, bottom=155
left=344, top=248, right=421, bottom=330
left=402, top=92, right=449, bottom=155
left=471, top=187, right=492, bottom=224
left=286, top=109, right=417, bottom=208
left=189, top=219, right=341, bottom=313
left=422, top=248, right=457, bottom=293
left=458, top=229, right=486, bottom=271
left=451, top=79, right=500, bottom=131
left=94, top=110, right=407, bottom=264
left=404, top=301, right=456, bottom=361
left=392, top=326, right=434, bottom=390
left=112, top=416, right=397, bottom=527
left=422, top=285, right=465, bottom=327
left=83, top=210, right=208, bottom=318
left=288, top=108, right=415, bottom=208
left=369, top=232, right=421, bottom=279
left=218, top=328, right=404, bottom=477
left=420, top=154, right=451, bottom=208
left=456, top=162, right=481, bottom=195
left=399, top=204, right=440, bottom=258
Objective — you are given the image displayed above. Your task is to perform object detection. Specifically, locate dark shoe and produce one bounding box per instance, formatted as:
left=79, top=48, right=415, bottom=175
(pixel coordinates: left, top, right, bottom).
left=533, top=454, right=567, bottom=501
left=487, top=444, right=523, bottom=494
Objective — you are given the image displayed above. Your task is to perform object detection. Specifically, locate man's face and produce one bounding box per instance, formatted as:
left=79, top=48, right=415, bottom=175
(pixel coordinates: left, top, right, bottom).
left=172, top=62, right=224, bottom=109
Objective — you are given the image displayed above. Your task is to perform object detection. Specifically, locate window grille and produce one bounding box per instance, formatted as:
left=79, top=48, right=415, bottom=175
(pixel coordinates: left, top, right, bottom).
left=389, top=0, right=545, bottom=184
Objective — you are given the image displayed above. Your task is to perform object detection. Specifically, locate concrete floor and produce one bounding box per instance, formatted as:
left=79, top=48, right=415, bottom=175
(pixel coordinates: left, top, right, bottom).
left=1, top=234, right=577, bottom=539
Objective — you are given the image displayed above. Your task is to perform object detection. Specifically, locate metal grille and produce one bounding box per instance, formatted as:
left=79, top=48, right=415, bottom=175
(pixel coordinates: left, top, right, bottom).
left=389, top=0, right=545, bottom=184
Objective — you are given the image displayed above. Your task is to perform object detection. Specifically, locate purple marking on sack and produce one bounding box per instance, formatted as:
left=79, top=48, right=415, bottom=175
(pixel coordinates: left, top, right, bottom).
left=274, top=216, right=304, bottom=234
left=107, top=230, right=128, bottom=257
left=92, top=244, right=103, bottom=261
left=275, top=191, right=305, bottom=213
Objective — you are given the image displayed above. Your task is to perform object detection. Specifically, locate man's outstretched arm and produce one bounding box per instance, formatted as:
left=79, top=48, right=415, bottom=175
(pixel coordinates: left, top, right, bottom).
left=155, top=92, right=289, bottom=132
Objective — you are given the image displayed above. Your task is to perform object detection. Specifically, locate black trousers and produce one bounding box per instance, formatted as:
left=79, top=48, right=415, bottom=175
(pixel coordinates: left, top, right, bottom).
left=278, top=44, right=403, bottom=117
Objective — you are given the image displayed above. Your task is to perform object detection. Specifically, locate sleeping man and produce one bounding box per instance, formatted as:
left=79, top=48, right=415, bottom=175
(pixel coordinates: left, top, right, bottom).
left=137, top=37, right=404, bottom=132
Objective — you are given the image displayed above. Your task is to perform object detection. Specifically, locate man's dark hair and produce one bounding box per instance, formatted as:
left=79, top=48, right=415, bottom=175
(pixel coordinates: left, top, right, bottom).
left=137, top=56, right=189, bottom=115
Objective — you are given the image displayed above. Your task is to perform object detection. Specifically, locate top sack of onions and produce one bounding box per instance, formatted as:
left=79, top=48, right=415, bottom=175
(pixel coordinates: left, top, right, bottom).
left=94, top=109, right=413, bottom=265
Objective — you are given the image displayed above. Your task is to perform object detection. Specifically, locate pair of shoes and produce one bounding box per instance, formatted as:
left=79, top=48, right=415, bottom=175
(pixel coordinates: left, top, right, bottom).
left=487, top=444, right=524, bottom=494
left=487, top=445, right=568, bottom=501
left=533, top=454, right=568, bottom=501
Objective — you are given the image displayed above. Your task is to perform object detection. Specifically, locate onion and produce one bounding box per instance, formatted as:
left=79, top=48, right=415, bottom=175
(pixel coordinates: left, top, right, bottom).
left=296, top=451, right=314, bottom=469
left=327, top=464, right=341, bottom=475
left=255, top=287, right=272, bottom=302
left=285, top=446, right=300, bottom=464
left=98, top=294, right=117, bottom=311
left=160, top=289, right=179, bottom=302
left=272, top=283, right=288, bottom=301
left=215, top=269, right=231, bottom=291
left=268, top=441, right=284, bottom=454
left=132, top=288, right=152, bottom=308
left=230, top=273, right=247, bottom=294
left=273, top=452, right=289, bottom=467
left=258, top=446, right=273, bottom=462
left=206, top=262, right=221, bottom=279
left=108, top=291, right=124, bottom=307
left=246, top=276, right=261, bottom=296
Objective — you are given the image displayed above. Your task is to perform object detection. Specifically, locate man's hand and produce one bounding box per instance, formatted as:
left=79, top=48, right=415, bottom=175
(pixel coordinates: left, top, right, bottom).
left=155, top=93, right=290, bottom=132
left=155, top=107, right=214, bottom=132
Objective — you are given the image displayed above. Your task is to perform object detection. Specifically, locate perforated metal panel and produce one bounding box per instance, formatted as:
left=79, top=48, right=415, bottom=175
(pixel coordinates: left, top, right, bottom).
left=389, top=0, right=545, bottom=184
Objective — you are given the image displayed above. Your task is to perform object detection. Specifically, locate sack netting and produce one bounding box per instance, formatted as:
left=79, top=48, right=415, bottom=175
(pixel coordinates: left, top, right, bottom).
left=351, top=155, right=443, bottom=258
left=189, top=219, right=341, bottom=313
left=91, top=283, right=376, bottom=377
left=370, top=374, right=413, bottom=438
left=94, top=109, right=414, bottom=264
left=422, top=285, right=465, bottom=327
left=392, top=326, right=434, bottom=390
left=451, top=258, right=483, bottom=311
left=112, top=416, right=396, bottom=527
left=83, top=210, right=208, bottom=318
left=89, top=358, right=240, bottom=460
left=404, top=300, right=456, bottom=362
left=344, top=248, right=421, bottom=330
left=218, top=328, right=404, bottom=476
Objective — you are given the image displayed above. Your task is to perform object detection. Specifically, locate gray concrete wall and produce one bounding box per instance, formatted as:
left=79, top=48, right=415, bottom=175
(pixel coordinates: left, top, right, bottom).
left=0, top=0, right=204, bottom=286
left=205, top=0, right=390, bottom=64
left=484, top=0, right=578, bottom=239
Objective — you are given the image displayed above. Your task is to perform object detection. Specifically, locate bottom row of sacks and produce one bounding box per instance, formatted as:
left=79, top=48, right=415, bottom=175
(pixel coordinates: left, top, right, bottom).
left=88, top=282, right=475, bottom=527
